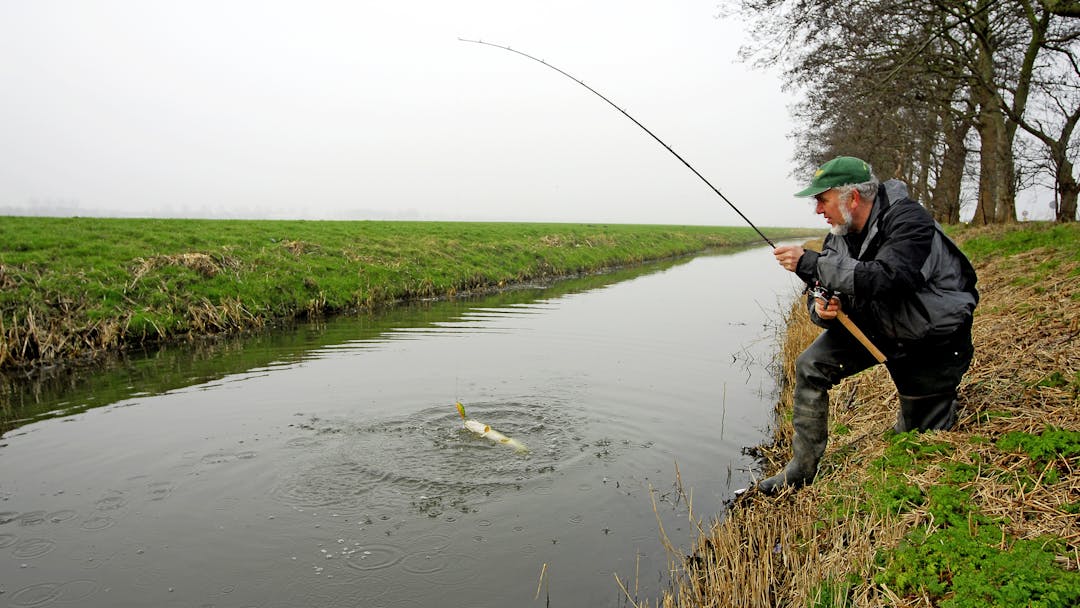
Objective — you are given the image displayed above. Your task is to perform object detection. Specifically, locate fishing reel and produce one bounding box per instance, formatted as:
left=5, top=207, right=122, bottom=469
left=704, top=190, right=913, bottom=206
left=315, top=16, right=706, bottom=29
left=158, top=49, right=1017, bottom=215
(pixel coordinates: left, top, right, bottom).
left=807, top=283, right=848, bottom=315
left=808, top=282, right=838, bottom=303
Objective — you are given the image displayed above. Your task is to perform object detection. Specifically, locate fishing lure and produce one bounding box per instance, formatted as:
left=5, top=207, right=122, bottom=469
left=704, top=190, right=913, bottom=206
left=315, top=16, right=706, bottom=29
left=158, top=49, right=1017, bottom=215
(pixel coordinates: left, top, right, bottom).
left=455, top=402, right=527, bottom=452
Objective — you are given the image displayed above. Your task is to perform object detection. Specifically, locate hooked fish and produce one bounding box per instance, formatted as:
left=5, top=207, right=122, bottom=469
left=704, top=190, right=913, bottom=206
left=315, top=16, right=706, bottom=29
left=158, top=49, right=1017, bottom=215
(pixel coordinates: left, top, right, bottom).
left=455, top=402, right=527, bottom=452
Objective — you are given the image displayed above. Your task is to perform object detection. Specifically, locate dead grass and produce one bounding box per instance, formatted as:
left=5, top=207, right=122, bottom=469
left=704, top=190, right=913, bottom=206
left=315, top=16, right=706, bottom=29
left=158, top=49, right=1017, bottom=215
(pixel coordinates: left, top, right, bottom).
left=280, top=239, right=321, bottom=256
left=0, top=308, right=126, bottom=368
left=130, top=252, right=240, bottom=287
left=654, top=227, right=1080, bottom=607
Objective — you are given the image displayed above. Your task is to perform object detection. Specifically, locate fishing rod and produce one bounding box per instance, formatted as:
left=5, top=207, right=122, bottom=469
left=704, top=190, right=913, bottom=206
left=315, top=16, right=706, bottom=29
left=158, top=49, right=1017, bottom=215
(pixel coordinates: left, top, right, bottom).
left=458, top=38, right=776, bottom=248
left=461, top=39, right=889, bottom=364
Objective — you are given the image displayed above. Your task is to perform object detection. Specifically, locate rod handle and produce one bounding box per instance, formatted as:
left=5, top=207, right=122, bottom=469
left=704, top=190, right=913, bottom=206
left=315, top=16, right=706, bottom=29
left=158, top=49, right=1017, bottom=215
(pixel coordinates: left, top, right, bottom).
left=836, top=311, right=887, bottom=364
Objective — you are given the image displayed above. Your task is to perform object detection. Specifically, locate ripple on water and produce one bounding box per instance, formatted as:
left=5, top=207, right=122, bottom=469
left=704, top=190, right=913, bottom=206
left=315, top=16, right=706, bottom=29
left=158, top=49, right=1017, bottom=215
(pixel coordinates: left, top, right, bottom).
left=200, top=451, right=236, bottom=465
left=79, top=516, right=116, bottom=532
left=12, top=538, right=57, bottom=559
left=46, top=510, right=78, bottom=523
left=93, top=491, right=126, bottom=512
left=275, top=399, right=583, bottom=516
left=284, top=436, right=322, bottom=449
left=57, top=580, right=101, bottom=603
left=0, top=532, right=17, bottom=548
left=400, top=550, right=451, bottom=575
left=146, top=481, right=175, bottom=502
left=8, top=583, right=62, bottom=608
left=400, top=551, right=481, bottom=589
left=270, top=460, right=385, bottom=514
left=343, top=544, right=404, bottom=572
left=403, top=533, right=452, bottom=553
left=17, top=511, right=46, bottom=526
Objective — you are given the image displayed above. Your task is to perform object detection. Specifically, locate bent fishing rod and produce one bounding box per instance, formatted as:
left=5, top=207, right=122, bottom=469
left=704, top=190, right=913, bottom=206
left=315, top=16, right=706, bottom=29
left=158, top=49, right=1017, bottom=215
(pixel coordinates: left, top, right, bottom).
left=458, top=37, right=776, bottom=248
left=460, top=39, right=888, bottom=362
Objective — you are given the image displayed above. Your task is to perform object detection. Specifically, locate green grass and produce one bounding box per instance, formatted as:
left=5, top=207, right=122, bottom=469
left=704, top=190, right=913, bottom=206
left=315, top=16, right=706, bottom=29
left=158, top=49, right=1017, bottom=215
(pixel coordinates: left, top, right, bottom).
left=0, top=216, right=816, bottom=368
left=953, top=222, right=1080, bottom=264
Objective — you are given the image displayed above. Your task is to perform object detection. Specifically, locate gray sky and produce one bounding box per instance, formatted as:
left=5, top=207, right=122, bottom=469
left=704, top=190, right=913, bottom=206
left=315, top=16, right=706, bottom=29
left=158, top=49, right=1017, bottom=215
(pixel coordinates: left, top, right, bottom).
left=1, top=1, right=820, bottom=227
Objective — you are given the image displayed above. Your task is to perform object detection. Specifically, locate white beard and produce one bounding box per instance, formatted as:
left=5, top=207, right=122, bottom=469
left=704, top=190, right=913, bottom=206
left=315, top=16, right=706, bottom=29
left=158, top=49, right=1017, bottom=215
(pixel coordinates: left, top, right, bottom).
left=830, top=198, right=854, bottom=236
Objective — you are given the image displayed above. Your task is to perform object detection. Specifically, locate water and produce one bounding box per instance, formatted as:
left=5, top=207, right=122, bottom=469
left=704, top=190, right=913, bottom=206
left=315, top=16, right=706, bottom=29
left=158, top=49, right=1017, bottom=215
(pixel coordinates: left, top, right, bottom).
left=0, top=245, right=802, bottom=607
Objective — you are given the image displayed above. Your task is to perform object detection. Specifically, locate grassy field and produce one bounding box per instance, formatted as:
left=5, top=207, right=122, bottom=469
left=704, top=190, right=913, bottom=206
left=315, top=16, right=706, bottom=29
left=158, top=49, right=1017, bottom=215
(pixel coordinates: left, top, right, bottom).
left=653, top=222, right=1080, bottom=607
left=0, top=216, right=815, bottom=370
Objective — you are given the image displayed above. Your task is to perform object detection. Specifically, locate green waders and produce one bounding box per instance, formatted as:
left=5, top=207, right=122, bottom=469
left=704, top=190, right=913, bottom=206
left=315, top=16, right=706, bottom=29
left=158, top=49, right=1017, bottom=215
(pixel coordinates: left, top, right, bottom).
left=757, top=320, right=972, bottom=495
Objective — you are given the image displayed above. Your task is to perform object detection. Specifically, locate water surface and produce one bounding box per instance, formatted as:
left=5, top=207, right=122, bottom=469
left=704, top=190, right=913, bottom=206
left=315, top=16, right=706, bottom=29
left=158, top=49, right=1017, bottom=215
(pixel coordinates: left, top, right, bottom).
left=0, top=246, right=801, bottom=607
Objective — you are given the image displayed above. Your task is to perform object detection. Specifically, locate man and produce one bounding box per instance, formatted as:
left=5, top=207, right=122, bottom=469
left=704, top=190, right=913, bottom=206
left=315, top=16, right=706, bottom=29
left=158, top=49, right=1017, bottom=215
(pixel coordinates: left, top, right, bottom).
left=762, top=156, right=978, bottom=494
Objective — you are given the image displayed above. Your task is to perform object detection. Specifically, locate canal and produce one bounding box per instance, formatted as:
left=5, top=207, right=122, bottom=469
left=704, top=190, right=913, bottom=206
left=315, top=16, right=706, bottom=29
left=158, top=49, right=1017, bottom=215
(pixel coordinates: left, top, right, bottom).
left=0, top=244, right=802, bottom=607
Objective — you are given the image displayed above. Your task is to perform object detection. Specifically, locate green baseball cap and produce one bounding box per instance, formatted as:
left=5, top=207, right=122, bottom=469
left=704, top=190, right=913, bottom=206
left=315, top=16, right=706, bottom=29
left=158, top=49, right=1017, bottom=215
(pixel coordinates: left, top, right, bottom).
left=794, top=156, right=872, bottom=197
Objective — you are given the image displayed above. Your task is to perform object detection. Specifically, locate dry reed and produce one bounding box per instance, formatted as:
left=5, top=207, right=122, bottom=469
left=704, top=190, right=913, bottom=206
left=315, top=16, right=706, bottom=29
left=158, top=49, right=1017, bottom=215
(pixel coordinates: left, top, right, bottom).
left=129, top=252, right=240, bottom=288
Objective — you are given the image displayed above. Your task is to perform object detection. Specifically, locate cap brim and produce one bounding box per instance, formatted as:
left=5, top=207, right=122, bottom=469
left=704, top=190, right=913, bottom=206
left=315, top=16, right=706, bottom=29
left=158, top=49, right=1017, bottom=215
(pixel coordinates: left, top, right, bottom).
left=793, top=185, right=830, bottom=197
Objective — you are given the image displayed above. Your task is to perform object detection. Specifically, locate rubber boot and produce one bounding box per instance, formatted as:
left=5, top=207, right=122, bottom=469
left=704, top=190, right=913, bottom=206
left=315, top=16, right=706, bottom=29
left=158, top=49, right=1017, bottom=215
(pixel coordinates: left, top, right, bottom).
left=758, top=399, right=829, bottom=494
left=894, top=392, right=957, bottom=433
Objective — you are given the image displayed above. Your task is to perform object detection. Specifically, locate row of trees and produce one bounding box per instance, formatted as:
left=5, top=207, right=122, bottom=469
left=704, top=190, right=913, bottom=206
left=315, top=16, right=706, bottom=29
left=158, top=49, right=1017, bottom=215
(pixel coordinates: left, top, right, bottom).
left=731, top=0, right=1080, bottom=223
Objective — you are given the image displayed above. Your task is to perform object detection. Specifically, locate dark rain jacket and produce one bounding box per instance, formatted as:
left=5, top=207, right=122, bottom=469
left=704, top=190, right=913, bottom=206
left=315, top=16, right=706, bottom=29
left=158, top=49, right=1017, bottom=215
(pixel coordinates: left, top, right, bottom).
left=794, top=179, right=978, bottom=347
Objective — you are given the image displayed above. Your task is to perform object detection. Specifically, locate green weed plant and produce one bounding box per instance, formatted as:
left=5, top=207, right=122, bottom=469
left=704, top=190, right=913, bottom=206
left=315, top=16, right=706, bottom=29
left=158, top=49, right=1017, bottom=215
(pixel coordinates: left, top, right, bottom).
left=866, top=432, right=1080, bottom=607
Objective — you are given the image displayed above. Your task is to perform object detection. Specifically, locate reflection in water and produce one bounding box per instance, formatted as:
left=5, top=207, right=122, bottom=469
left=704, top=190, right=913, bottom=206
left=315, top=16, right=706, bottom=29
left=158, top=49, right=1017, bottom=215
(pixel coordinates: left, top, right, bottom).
left=0, top=255, right=694, bottom=436
left=0, top=244, right=803, bottom=608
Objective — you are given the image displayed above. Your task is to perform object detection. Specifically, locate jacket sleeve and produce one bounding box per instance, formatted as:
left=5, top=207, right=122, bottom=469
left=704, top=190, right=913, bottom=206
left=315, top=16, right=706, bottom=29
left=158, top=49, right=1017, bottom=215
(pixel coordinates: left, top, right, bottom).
left=795, top=248, right=820, bottom=284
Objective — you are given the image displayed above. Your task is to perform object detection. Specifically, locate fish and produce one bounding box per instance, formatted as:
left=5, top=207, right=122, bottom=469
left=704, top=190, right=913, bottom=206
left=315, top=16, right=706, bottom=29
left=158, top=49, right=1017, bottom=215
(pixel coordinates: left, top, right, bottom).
left=455, top=402, right=527, bottom=452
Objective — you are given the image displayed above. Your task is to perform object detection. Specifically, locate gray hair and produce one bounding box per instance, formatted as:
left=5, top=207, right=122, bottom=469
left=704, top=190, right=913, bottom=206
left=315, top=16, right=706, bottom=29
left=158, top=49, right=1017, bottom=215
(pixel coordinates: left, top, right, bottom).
left=835, top=165, right=879, bottom=205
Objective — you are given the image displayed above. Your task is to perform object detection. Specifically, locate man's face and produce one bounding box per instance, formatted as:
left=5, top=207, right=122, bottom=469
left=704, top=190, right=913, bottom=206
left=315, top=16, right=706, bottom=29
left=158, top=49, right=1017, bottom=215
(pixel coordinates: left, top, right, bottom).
left=814, top=189, right=853, bottom=236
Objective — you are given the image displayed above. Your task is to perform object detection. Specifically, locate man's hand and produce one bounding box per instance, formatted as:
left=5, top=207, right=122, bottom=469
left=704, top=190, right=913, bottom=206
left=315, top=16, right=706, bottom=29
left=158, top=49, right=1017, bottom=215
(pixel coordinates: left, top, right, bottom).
left=773, top=245, right=805, bottom=273
left=814, top=294, right=841, bottom=320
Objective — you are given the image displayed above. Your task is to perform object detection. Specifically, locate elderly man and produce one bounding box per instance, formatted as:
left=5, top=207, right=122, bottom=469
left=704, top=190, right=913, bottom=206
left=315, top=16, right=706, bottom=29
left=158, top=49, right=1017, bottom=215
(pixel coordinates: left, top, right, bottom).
left=762, top=156, right=978, bottom=494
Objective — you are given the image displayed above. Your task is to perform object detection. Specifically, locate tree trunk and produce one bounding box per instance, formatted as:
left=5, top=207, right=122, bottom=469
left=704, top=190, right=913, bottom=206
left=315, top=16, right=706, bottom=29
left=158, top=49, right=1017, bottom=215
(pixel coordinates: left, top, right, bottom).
left=1059, top=158, right=1079, bottom=222
left=971, top=5, right=1014, bottom=225
left=973, top=99, right=1011, bottom=225
left=931, top=114, right=970, bottom=224
left=914, top=133, right=932, bottom=206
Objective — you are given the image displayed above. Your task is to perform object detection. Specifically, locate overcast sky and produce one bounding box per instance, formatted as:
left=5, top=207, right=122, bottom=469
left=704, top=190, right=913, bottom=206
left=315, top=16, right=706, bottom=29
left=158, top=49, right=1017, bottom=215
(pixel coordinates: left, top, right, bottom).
left=0, top=1, right=827, bottom=227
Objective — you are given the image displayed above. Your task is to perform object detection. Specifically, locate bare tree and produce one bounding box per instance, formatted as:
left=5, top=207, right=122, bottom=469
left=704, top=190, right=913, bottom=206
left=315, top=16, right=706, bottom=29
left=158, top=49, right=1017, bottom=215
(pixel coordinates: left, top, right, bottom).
left=732, top=0, right=978, bottom=220
left=1002, top=1, right=1080, bottom=220
left=728, top=0, right=1078, bottom=223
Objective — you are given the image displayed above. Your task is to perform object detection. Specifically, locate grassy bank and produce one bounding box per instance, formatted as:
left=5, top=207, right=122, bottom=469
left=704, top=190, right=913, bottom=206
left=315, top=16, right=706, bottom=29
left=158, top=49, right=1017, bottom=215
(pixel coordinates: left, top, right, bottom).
left=0, top=216, right=814, bottom=371
left=657, top=222, right=1080, bottom=607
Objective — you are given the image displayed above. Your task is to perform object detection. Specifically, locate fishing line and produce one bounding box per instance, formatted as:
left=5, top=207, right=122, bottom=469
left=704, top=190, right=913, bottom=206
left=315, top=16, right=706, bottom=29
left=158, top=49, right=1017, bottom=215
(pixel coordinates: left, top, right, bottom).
left=458, top=38, right=776, bottom=248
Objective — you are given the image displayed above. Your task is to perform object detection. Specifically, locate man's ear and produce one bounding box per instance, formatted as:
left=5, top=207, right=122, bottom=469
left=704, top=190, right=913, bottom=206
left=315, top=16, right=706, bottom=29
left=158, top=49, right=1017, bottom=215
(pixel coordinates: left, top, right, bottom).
left=849, top=188, right=865, bottom=210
